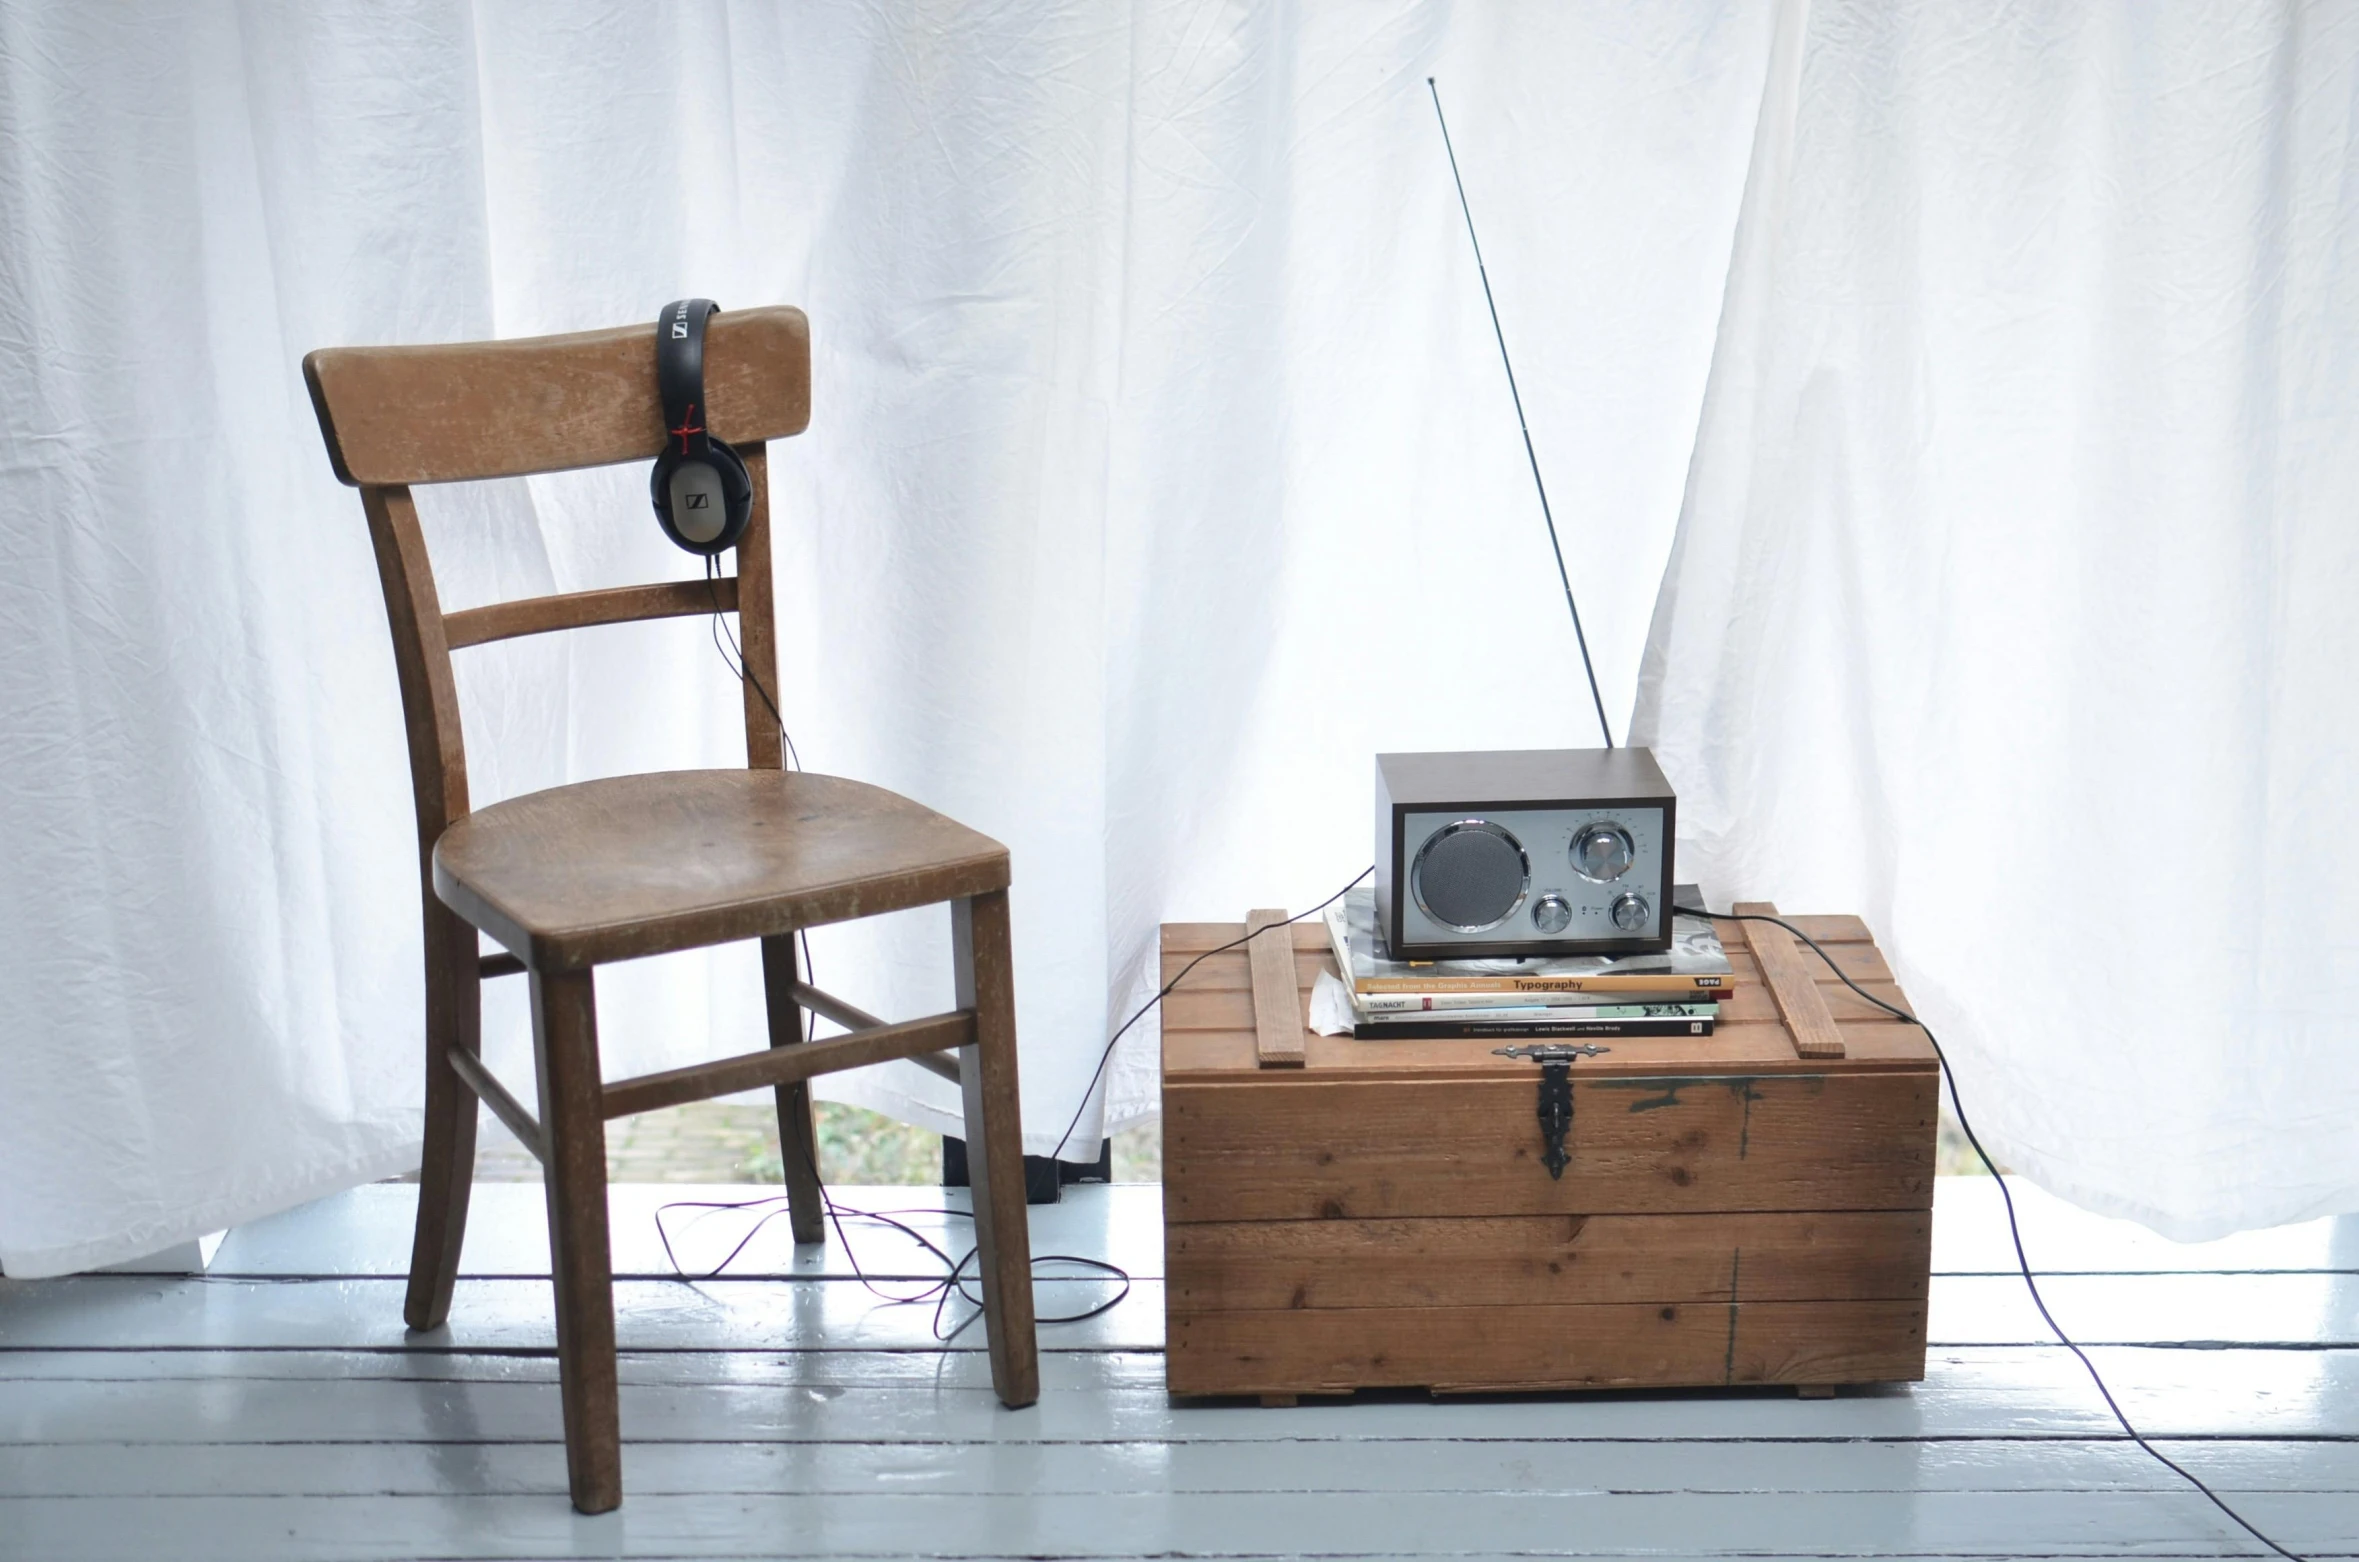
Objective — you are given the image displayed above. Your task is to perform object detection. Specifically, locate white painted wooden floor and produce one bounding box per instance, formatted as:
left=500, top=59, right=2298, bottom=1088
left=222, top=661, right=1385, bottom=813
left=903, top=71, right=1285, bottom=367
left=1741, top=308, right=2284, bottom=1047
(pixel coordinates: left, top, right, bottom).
left=2, top=1178, right=2355, bottom=1560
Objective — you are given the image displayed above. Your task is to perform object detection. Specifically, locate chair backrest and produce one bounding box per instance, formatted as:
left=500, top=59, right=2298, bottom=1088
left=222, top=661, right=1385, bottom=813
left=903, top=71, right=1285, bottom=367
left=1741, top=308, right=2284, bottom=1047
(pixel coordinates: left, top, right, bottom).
left=303, top=307, right=811, bottom=865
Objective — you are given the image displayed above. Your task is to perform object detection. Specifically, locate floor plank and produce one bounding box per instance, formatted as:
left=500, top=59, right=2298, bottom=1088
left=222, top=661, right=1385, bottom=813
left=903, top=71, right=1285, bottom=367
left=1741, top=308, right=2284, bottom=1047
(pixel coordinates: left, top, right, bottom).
left=0, top=1274, right=1159, bottom=1352
left=6, top=1347, right=2359, bottom=1441
left=1, top=1487, right=2348, bottom=1560
left=207, top=1183, right=1170, bottom=1282
left=1932, top=1180, right=2359, bottom=1276
left=6, top=1182, right=2355, bottom=1560
left=8, top=1267, right=2355, bottom=1355
left=1929, top=1271, right=2359, bottom=1345
left=5, top=1435, right=2357, bottom=1499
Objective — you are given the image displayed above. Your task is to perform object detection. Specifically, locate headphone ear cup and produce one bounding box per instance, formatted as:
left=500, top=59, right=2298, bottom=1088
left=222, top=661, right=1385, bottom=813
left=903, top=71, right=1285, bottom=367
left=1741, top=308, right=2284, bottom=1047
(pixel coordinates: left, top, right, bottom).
left=649, top=440, right=752, bottom=556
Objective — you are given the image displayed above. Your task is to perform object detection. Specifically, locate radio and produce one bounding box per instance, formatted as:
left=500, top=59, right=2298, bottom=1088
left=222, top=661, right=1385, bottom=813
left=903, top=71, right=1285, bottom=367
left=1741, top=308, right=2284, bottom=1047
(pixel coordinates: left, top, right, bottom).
left=1376, top=747, right=1676, bottom=959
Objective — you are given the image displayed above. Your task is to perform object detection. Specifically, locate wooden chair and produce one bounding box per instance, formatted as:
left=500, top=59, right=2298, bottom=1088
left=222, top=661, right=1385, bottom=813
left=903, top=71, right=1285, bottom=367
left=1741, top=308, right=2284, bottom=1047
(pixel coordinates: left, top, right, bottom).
left=301, top=308, right=1038, bottom=1513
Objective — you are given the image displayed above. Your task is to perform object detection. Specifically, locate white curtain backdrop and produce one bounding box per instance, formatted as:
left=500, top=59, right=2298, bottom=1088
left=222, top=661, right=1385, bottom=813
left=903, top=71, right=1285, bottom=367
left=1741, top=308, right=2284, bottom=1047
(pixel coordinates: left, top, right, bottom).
left=10, top=0, right=2346, bottom=1276
left=1636, top=0, right=2359, bottom=1239
left=0, top=3, right=1770, bottom=1276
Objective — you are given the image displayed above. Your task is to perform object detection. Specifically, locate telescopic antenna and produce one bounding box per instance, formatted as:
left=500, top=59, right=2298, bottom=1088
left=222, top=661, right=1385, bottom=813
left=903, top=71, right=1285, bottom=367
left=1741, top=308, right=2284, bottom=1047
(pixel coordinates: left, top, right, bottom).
left=1428, top=76, right=1614, bottom=749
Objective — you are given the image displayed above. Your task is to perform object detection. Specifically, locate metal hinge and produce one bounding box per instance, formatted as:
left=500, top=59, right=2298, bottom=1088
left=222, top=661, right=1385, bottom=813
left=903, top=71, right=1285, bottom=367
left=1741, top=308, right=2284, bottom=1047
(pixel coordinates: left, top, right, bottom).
left=1493, top=1043, right=1611, bottom=1180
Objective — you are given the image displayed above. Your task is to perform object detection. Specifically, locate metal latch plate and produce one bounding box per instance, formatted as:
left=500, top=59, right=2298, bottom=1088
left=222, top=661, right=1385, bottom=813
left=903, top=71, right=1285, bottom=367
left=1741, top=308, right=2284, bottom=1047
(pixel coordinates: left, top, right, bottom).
left=1493, top=1043, right=1610, bottom=1180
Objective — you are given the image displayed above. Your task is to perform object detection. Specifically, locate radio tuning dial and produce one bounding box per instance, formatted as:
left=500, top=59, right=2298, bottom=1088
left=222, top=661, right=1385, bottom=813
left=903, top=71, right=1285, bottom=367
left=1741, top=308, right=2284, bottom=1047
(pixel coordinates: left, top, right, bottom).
left=1571, top=823, right=1636, bottom=883
left=1531, top=894, right=1572, bottom=934
left=1610, top=893, right=1651, bottom=932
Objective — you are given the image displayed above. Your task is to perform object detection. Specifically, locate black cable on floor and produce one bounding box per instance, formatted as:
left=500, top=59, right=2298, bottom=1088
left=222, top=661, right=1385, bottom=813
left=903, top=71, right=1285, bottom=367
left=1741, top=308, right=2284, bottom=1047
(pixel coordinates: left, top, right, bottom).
left=676, top=577, right=1129, bottom=1338
left=683, top=585, right=2287, bottom=1548
left=739, top=867, right=1376, bottom=1334
left=651, top=1186, right=1129, bottom=1341
left=1675, top=901, right=2304, bottom=1562
left=680, top=865, right=1374, bottom=1333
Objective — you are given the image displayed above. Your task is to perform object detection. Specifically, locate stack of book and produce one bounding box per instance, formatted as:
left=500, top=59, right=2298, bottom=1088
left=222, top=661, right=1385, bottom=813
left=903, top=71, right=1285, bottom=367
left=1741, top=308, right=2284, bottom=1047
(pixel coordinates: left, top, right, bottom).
left=1321, top=885, right=1734, bottom=1039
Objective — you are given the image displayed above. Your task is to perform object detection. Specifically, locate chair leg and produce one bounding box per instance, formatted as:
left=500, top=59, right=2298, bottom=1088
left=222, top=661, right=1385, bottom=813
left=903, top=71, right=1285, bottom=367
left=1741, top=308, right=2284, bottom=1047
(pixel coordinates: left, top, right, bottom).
left=530, top=966, right=622, bottom=1514
left=760, top=933, right=827, bottom=1245
left=405, top=904, right=481, bottom=1331
left=954, top=890, right=1039, bottom=1408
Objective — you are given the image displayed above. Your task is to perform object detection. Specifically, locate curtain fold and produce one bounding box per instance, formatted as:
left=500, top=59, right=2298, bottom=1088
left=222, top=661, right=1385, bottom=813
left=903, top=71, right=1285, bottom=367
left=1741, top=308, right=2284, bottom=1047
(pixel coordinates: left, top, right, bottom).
left=1635, top=0, right=2359, bottom=1239
left=14, top=0, right=2346, bottom=1273
left=1, top=1, right=1767, bottom=1275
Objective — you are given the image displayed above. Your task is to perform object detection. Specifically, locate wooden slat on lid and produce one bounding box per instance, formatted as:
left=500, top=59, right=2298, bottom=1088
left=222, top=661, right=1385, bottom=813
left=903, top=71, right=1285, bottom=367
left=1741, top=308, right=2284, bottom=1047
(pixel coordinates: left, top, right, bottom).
left=1731, top=901, right=1847, bottom=1060
left=1244, top=909, right=1305, bottom=1068
left=304, top=306, right=810, bottom=486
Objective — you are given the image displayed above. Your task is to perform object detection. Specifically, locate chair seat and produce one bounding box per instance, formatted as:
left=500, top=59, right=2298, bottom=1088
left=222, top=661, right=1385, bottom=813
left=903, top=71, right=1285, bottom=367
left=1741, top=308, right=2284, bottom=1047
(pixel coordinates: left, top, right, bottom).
left=432, top=769, right=1008, bottom=972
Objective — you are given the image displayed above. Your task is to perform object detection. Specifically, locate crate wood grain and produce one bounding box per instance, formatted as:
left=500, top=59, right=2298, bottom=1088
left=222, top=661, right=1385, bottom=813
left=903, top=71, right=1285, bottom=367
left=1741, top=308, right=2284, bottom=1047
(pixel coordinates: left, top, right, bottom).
left=1166, top=1211, right=1933, bottom=1311
left=1165, top=1073, right=1937, bottom=1221
left=1160, top=910, right=1938, bottom=1400
left=1167, top=1299, right=1932, bottom=1399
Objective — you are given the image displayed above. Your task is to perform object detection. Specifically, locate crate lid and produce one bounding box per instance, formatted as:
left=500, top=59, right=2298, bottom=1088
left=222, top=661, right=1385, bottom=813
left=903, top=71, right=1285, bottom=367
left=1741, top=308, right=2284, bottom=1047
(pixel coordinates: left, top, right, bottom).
left=1158, top=914, right=1938, bottom=1083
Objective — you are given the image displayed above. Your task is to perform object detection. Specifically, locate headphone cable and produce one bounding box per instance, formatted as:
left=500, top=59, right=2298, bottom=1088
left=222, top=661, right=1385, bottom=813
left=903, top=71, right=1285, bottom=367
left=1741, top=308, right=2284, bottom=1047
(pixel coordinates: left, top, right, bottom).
left=704, top=556, right=802, bottom=772
left=688, top=561, right=1131, bottom=1336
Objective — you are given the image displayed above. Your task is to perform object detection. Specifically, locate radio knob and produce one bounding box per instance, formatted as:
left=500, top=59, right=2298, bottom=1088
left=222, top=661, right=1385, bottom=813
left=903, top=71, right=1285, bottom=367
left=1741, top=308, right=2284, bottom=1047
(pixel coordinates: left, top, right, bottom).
left=1531, top=894, right=1573, bottom=934
left=1571, top=824, right=1636, bottom=883
left=1610, top=893, right=1651, bottom=932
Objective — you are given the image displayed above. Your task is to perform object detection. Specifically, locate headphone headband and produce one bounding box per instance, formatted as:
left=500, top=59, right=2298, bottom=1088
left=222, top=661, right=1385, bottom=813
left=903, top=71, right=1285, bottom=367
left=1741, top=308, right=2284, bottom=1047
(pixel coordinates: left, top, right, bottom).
left=656, top=298, right=718, bottom=459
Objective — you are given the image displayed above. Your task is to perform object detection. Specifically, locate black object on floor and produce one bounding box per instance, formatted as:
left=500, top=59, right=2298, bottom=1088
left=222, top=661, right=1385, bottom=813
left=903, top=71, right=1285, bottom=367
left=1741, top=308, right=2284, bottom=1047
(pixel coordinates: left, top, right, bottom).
left=942, top=1136, right=1110, bottom=1205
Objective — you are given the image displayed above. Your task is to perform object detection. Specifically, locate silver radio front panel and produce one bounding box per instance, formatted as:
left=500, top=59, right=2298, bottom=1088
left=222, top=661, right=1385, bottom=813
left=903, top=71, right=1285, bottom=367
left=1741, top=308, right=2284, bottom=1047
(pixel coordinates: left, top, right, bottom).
left=1397, top=803, right=1669, bottom=949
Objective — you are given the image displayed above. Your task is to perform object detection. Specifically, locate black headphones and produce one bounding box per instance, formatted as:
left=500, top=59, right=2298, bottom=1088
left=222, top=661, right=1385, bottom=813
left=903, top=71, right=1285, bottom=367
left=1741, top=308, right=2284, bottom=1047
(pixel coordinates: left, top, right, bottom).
left=650, top=298, right=753, bottom=555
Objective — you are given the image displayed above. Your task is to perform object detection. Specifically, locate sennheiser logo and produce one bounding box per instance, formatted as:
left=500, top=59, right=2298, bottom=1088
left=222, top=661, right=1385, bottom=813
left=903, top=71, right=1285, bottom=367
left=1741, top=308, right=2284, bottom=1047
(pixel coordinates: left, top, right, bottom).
left=669, top=462, right=727, bottom=543
left=670, top=300, right=691, bottom=339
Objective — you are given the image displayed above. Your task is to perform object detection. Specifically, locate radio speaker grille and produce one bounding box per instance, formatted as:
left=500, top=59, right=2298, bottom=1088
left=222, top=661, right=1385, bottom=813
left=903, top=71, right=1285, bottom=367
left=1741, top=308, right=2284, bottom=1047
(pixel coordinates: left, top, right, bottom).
left=1414, top=823, right=1526, bottom=931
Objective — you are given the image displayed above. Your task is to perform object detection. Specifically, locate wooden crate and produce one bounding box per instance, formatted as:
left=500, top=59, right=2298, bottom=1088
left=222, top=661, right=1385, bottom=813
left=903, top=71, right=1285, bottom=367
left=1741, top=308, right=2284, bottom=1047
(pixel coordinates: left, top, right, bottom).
left=1160, top=907, right=1938, bottom=1400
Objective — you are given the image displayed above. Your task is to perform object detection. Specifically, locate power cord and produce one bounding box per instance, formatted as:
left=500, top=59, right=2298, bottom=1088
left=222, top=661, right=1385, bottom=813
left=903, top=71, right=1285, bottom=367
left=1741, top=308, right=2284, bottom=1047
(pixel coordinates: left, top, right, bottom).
left=674, top=606, right=2301, bottom=1550
left=675, top=587, right=2299, bottom=1551
left=681, top=561, right=1130, bottom=1339
left=696, top=550, right=2295, bottom=1547
left=652, top=1176, right=1130, bottom=1343
left=1046, top=866, right=1376, bottom=1162
left=1675, top=902, right=2305, bottom=1562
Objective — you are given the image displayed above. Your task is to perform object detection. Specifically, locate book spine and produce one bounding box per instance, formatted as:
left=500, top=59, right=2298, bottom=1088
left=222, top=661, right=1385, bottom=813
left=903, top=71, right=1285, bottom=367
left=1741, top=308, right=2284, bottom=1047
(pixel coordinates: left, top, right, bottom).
left=1352, top=1016, right=1718, bottom=1040
left=1353, top=992, right=1719, bottom=1016
left=1353, top=974, right=1730, bottom=995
